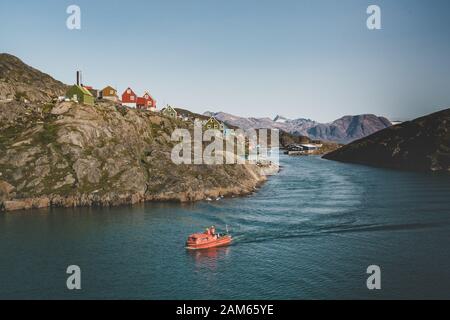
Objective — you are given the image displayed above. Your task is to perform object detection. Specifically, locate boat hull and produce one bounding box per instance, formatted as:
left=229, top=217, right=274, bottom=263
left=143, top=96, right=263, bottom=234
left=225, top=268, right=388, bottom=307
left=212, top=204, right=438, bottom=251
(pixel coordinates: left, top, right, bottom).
left=186, top=235, right=232, bottom=250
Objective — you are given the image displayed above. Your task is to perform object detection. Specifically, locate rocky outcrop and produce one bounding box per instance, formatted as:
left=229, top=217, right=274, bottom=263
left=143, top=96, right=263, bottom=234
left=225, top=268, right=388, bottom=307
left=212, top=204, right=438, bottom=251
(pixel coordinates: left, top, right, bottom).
left=279, top=131, right=311, bottom=147
left=323, top=108, right=450, bottom=172
left=0, top=101, right=275, bottom=211
left=0, top=53, right=67, bottom=102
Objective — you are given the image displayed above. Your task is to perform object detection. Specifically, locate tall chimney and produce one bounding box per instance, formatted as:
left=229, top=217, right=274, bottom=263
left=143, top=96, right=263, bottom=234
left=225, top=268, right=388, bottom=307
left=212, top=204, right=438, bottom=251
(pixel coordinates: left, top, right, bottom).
left=76, top=71, right=80, bottom=85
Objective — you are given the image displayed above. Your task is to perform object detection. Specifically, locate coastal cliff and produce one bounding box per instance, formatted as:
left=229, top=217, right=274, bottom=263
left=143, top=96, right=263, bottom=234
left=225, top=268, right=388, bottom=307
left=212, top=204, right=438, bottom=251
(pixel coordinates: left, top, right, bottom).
left=323, top=108, right=450, bottom=172
left=0, top=101, right=275, bottom=211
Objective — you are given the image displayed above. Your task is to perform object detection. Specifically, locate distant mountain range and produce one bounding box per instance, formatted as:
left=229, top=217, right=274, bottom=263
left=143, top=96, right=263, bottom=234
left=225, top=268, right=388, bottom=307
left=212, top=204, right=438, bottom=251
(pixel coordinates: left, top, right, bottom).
left=204, top=111, right=392, bottom=144
left=323, top=108, right=450, bottom=172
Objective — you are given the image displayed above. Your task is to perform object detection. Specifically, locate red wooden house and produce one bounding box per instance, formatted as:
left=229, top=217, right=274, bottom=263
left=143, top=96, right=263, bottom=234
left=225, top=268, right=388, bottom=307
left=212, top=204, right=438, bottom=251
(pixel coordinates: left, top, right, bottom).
left=136, top=97, right=147, bottom=109
left=121, top=87, right=137, bottom=108
left=142, top=91, right=157, bottom=111
left=135, top=92, right=157, bottom=111
left=121, top=88, right=157, bottom=111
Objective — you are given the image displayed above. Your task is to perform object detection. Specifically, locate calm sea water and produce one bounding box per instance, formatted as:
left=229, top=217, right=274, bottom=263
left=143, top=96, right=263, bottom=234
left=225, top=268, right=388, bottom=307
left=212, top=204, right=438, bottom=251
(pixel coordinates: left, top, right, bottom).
left=1, top=155, right=450, bottom=299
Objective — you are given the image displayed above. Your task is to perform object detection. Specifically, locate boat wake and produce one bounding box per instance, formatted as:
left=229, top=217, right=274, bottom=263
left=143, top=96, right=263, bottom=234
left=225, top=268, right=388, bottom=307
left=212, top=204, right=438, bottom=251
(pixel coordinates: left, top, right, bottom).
left=230, top=221, right=444, bottom=245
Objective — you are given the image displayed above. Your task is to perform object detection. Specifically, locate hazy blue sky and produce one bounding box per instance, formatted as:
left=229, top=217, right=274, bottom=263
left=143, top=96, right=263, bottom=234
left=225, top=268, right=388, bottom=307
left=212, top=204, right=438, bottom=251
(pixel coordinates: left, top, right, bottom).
left=1, top=0, right=450, bottom=122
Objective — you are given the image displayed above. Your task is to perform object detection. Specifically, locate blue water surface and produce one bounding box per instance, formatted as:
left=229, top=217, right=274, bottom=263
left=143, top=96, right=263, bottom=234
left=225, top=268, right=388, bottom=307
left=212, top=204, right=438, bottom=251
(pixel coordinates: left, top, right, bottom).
left=1, top=155, right=450, bottom=299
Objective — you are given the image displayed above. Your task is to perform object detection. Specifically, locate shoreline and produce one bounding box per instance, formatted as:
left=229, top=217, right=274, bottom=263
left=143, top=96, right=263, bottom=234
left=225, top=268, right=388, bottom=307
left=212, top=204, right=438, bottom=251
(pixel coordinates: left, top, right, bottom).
left=0, top=163, right=278, bottom=212
left=0, top=100, right=280, bottom=213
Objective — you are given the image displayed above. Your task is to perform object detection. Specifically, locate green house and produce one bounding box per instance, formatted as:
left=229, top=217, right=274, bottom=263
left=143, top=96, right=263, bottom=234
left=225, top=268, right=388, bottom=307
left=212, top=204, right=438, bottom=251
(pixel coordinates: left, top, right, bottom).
left=66, top=85, right=95, bottom=106
left=161, top=105, right=178, bottom=119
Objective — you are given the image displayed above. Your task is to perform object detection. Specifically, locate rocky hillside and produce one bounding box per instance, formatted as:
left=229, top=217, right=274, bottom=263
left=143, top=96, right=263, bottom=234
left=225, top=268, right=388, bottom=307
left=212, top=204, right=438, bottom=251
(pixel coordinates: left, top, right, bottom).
left=205, top=111, right=391, bottom=144
left=279, top=131, right=341, bottom=155
left=0, top=53, right=67, bottom=102
left=0, top=101, right=273, bottom=211
left=323, top=108, right=450, bottom=172
left=279, top=131, right=311, bottom=147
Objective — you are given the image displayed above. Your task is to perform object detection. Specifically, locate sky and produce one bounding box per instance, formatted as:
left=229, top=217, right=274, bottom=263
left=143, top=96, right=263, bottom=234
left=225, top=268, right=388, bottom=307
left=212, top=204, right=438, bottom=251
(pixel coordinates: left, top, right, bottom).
left=1, top=0, right=450, bottom=122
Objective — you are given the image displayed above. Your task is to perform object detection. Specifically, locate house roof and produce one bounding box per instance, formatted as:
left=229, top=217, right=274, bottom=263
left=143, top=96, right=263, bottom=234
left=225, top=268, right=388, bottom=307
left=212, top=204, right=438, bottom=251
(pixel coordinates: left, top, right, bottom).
left=122, top=87, right=136, bottom=95
left=102, top=86, right=117, bottom=94
left=143, top=91, right=155, bottom=100
left=163, top=105, right=176, bottom=112
left=70, top=85, right=93, bottom=96
left=121, top=87, right=138, bottom=103
left=206, top=116, right=222, bottom=125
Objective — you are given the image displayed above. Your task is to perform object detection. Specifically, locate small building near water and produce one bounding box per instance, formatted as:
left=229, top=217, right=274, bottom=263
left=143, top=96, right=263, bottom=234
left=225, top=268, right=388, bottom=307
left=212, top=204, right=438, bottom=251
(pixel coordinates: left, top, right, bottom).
left=285, top=143, right=323, bottom=155
left=300, top=144, right=322, bottom=153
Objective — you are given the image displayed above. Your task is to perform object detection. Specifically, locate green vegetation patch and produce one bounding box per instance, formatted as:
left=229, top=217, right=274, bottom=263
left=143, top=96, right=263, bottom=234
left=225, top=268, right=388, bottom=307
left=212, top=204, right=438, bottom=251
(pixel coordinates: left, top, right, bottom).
left=14, top=91, right=28, bottom=101
left=34, top=122, right=59, bottom=145
left=42, top=103, right=55, bottom=114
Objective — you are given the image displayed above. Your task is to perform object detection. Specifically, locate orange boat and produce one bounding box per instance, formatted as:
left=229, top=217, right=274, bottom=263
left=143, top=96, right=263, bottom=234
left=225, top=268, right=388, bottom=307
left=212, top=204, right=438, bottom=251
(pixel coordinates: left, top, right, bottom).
left=186, top=226, right=232, bottom=250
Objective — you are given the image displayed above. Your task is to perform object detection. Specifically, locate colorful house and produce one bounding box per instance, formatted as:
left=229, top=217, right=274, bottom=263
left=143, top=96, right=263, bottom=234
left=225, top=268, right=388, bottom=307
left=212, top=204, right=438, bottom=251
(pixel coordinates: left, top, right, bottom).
left=65, top=85, right=95, bottom=106
left=203, top=116, right=225, bottom=131
left=100, top=86, right=118, bottom=102
left=136, top=92, right=157, bottom=111
left=161, top=105, right=177, bottom=119
left=83, top=86, right=98, bottom=99
left=121, top=87, right=137, bottom=108
left=143, top=91, right=157, bottom=111
left=136, top=97, right=147, bottom=109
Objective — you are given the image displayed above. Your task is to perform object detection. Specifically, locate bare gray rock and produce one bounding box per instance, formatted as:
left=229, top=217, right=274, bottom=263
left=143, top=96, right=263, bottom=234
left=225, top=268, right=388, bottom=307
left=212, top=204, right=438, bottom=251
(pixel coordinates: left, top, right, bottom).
left=0, top=180, right=15, bottom=201
left=51, top=102, right=71, bottom=115
left=73, top=158, right=102, bottom=184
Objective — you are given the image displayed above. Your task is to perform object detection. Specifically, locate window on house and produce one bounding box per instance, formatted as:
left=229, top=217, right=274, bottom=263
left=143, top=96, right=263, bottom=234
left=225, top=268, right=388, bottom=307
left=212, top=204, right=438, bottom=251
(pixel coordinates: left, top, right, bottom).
left=110, top=90, right=114, bottom=95
left=131, top=96, right=135, bottom=100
